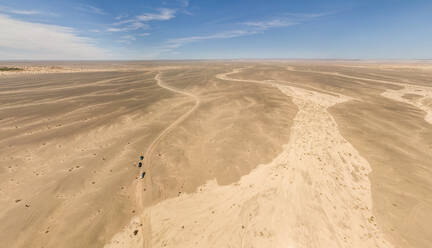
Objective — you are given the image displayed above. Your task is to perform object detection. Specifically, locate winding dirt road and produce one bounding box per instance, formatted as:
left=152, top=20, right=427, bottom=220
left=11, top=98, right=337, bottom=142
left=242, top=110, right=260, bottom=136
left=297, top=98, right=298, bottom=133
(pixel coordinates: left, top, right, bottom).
left=142, top=73, right=200, bottom=174
left=138, top=72, right=200, bottom=248
left=105, top=72, right=200, bottom=248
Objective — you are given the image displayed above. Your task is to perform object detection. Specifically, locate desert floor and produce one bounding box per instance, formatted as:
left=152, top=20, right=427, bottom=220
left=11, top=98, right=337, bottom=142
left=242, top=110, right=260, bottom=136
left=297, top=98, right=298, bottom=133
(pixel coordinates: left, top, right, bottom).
left=0, top=61, right=431, bottom=248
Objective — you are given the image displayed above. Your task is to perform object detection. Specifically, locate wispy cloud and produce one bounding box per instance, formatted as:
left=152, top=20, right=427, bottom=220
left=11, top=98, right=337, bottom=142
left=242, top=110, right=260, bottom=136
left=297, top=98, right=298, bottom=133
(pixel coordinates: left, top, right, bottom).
left=115, top=14, right=128, bottom=20
left=75, top=4, right=106, bottom=15
left=0, top=5, right=55, bottom=16
left=112, top=19, right=134, bottom=26
left=107, top=22, right=149, bottom=32
left=164, top=30, right=259, bottom=50
left=243, top=19, right=297, bottom=29
left=0, top=14, right=107, bottom=59
left=284, top=12, right=330, bottom=18
left=106, top=8, right=176, bottom=35
left=117, top=35, right=136, bottom=44
left=137, top=8, right=176, bottom=21
left=243, top=12, right=328, bottom=30
left=178, top=0, right=189, bottom=8
left=162, top=12, right=328, bottom=53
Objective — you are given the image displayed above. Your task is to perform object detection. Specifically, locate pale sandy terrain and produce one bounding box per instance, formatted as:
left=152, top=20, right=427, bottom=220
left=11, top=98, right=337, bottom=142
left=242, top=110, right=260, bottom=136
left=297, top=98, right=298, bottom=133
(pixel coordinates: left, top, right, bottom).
left=0, top=61, right=431, bottom=248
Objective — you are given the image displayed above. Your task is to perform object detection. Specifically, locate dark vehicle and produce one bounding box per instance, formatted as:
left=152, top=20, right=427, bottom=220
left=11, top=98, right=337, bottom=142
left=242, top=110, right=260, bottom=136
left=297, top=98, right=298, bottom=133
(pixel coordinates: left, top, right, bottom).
left=140, top=156, right=144, bottom=160
left=140, top=172, right=146, bottom=179
left=138, top=162, right=143, bottom=168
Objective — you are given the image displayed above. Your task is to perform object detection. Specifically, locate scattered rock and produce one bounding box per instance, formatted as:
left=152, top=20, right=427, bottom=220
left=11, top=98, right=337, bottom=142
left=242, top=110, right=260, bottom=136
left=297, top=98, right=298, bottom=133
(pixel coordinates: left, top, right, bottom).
left=133, top=230, right=138, bottom=236
left=15, top=199, right=22, bottom=203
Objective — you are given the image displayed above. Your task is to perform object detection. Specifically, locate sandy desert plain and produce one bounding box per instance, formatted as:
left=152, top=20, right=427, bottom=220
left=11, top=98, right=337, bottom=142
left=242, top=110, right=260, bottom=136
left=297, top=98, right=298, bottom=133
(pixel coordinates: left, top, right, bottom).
left=0, top=60, right=431, bottom=248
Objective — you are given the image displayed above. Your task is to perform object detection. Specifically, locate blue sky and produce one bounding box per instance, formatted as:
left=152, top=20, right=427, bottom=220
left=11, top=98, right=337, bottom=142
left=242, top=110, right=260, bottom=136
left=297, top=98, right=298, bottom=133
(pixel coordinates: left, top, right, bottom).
left=0, top=0, right=431, bottom=60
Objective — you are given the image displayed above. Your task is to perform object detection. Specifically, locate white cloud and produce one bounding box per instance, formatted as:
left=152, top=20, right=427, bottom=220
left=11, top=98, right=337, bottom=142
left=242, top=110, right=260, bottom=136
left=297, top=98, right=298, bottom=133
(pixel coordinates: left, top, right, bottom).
left=117, top=35, right=136, bottom=44
left=107, top=9, right=175, bottom=34
left=178, top=0, right=189, bottom=7
left=5, top=9, right=41, bottom=15
left=164, top=30, right=259, bottom=51
left=243, top=19, right=297, bottom=29
left=137, top=8, right=176, bottom=21
left=115, top=14, right=128, bottom=20
left=161, top=12, right=328, bottom=53
left=0, top=14, right=108, bottom=59
left=284, top=12, right=330, bottom=18
left=242, top=13, right=328, bottom=30
left=75, top=4, right=106, bottom=15
left=107, top=22, right=149, bottom=32
left=0, top=5, right=55, bottom=16
left=107, top=27, right=125, bottom=32
left=112, top=19, right=135, bottom=26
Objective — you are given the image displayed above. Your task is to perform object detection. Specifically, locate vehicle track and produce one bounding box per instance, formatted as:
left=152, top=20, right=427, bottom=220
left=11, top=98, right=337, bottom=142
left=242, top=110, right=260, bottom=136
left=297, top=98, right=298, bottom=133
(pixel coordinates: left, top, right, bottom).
left=136, top=72, right=200, bottom=248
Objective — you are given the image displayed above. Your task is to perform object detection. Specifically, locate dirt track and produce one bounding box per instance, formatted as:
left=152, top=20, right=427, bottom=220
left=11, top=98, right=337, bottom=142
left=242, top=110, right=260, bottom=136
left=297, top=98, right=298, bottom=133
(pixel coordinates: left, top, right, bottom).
left=138, top=72, right=200, bottom=248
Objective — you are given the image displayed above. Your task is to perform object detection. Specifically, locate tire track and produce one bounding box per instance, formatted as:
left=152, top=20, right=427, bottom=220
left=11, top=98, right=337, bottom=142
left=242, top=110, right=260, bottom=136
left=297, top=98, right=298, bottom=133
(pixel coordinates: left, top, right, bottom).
left=106, top=72, right=200, bottom=248
left=139, top=72, right=200, bottom=247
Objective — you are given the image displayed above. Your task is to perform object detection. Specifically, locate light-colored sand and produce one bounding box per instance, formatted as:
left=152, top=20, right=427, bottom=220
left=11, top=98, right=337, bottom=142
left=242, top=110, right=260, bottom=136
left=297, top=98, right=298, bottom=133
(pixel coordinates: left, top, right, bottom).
left=0, top=63, right=189, bottom=76
left=381, top=84, right=432, bottom=124
left=106, top=69, right=392, bottom=248
left=1, top=61, right=431, bottom=248
left=284, top=66, right=432, bottom=124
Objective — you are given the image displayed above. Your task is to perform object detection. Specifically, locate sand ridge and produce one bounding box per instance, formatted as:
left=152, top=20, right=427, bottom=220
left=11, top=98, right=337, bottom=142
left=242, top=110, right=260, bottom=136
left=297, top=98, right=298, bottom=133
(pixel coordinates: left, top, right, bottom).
left=106, top=68, right=393, bottom=248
